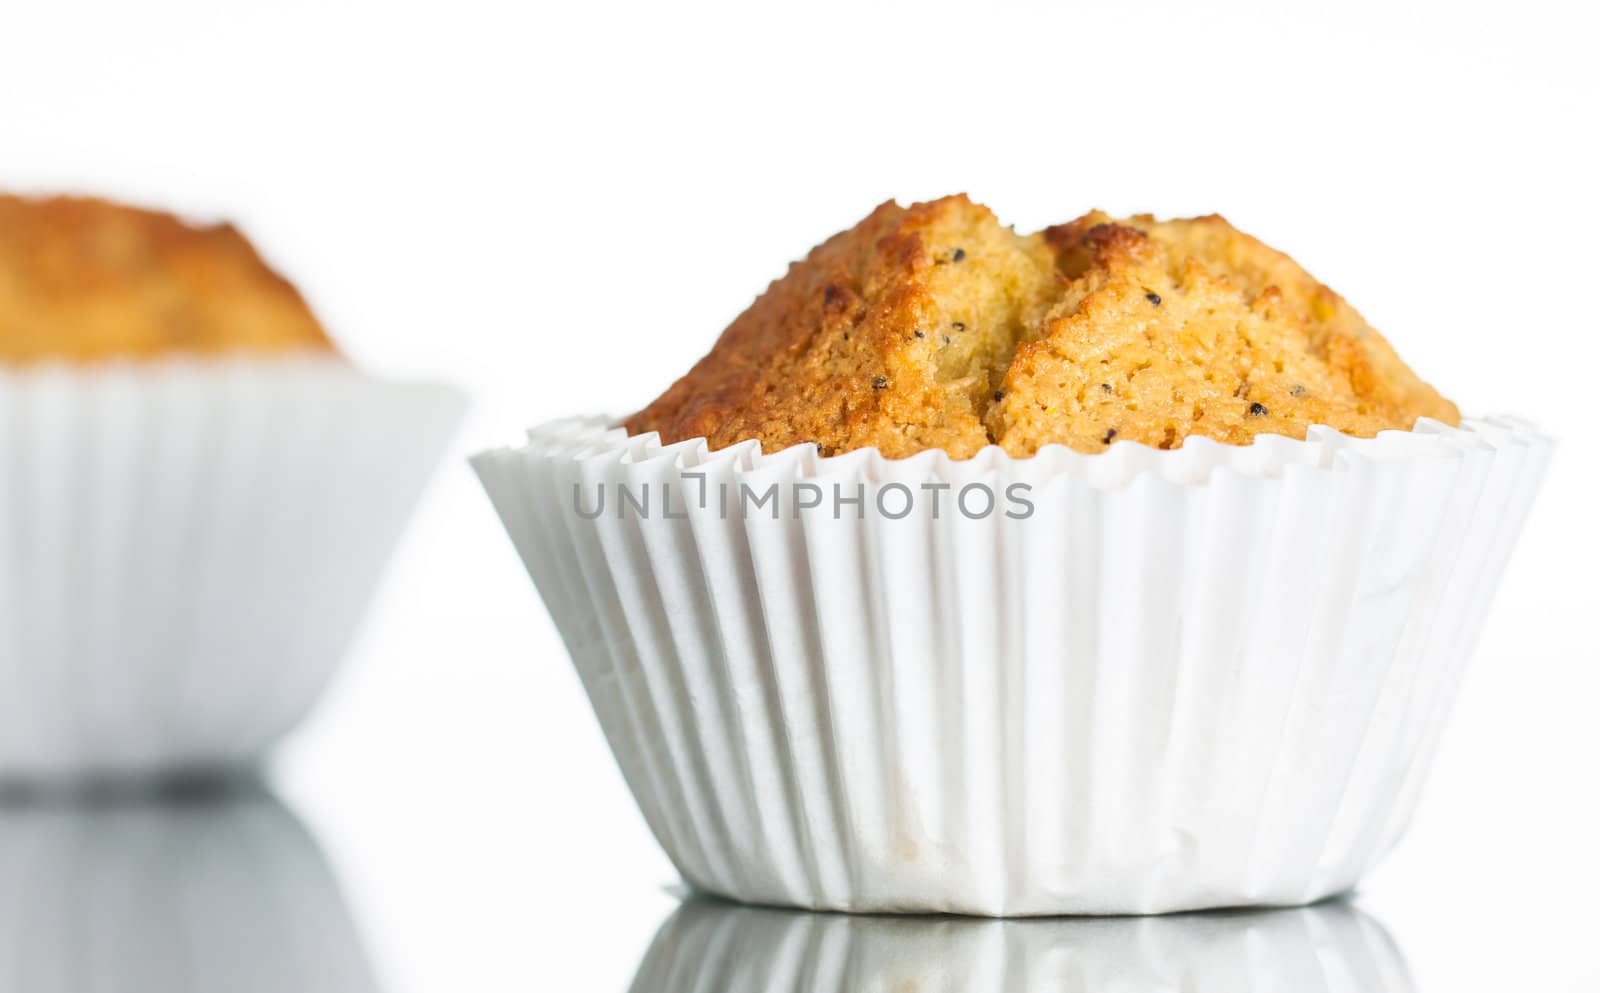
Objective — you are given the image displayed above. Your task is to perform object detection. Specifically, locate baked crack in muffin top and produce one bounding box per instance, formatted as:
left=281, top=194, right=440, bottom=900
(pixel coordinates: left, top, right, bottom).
left=628, top=195, right=1458, bottom=458
left=0, top=194, right=334, bottom=363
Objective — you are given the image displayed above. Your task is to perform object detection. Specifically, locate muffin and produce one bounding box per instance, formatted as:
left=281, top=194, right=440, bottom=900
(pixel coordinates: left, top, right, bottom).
left=628, top=195, right=1456, bottom=458
left=0, top=194, right=335, bottom=362
left=475, top=195, right=1549, bottom=915
left=0, top=194, right=464, bottom=781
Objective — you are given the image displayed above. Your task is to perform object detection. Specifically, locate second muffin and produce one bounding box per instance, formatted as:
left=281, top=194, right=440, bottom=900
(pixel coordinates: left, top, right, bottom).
left=0, top=193, right=464, bottom=781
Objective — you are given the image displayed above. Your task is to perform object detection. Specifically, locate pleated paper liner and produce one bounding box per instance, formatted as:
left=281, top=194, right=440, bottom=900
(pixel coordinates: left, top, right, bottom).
left=474, top=415, right=1550, bottom=915
left=0, top=356, right=465, bottom=781
left=0, top=790, right=377, bottom=991
left=629, top=897, right=1413, bottom=993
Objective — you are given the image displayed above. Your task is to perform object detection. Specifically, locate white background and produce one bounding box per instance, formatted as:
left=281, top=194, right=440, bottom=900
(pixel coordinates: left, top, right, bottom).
left=2, top=1, right=1597, bottom=990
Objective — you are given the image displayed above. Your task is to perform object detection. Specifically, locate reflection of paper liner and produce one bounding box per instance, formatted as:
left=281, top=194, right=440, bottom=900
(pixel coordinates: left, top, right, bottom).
left=475, top=416, right=1550, bottom=915
left=629, top=897, right=1414, bottom=992
left=0, top=790, right=377, bottom=991
left=0, top=357, right=465, bottom=780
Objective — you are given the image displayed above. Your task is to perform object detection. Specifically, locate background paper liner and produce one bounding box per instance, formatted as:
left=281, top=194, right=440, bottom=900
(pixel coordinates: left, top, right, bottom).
left=628, top=898, right=1413, bottom=993
left=474, top=415, right=1551, bottom=915
left=0, top=790, right=377, bottom=992
left=0, top=356, right=464, bottom=780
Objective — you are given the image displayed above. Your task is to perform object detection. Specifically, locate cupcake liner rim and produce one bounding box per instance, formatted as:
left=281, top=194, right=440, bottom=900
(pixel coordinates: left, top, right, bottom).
left=475, top=414, right=1546, bottom=495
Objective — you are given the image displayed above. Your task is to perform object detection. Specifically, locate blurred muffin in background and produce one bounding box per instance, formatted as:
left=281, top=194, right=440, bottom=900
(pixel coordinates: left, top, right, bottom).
left=0, top=194, right=334, bottom=362
left=0, top=191, right=464, bottom=783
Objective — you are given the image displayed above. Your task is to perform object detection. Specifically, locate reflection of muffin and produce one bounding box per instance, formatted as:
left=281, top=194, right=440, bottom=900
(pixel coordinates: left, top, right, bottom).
left=0, top=790, right=377, bottom=992
left=0, top=193, right=463, bottom=781
left=630, top=898, right=1413, bottom=993
left=628, top=195, right=1456, bottom=457
left=0, top=194, right=333, bottom=362
left=476, top=197, right=1549, bottom=915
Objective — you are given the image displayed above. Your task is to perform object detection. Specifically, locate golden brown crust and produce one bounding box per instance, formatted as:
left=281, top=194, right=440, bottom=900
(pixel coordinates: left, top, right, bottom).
left=0, top=194, right=335, bottom=364
left=628, top=195, right=1060, bottom=458
left=627, top=197, right=1458, bottom=458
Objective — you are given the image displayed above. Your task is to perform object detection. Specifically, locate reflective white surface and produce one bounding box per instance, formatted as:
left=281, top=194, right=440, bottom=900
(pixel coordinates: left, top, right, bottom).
left=0, top=776, right=1594, bottom=991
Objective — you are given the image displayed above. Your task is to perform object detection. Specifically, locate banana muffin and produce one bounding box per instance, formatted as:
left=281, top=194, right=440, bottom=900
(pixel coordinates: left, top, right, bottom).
left=627, top=195, right=1457, bottom=458
left=1, top=191, right=464, bottom=781
left=0, top=194, right=334, bottom=363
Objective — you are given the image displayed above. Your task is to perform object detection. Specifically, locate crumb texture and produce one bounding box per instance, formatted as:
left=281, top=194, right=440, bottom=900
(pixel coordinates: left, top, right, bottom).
left=0, top=194, right=335, bottom=364
left=627, top=195, right=1458, bottom=458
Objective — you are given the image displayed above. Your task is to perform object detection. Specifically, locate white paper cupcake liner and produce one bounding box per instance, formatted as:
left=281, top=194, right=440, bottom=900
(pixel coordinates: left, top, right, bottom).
left=0, top=789, right=376, bottom=992
left=474, top=415, right=1550, bottom=915
left=629, top=897, right=1413, bottom=992
left=0, top=356, right=464, bottom=781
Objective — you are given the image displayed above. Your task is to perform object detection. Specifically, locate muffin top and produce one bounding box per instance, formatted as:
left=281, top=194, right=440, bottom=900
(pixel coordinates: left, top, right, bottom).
left=0, top=194, right=334, bottom=364
left=627, top=195, right=1458, bottom=458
